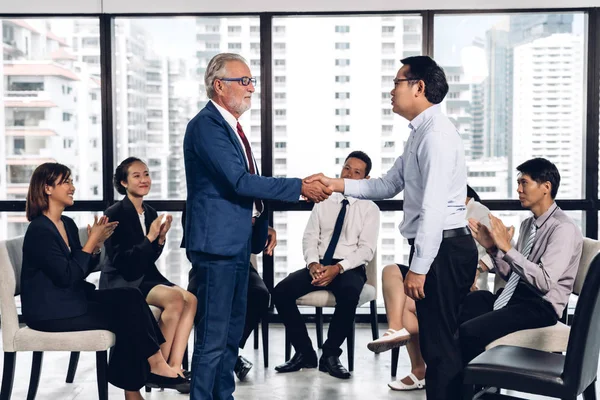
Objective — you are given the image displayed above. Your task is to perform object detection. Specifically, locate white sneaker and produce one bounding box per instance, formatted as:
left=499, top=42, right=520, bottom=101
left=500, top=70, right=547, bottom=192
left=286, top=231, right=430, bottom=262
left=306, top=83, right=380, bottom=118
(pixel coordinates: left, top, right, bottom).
left=388, top=373, right=426, bottom=391
left=366, top=328, right=411, bottom=354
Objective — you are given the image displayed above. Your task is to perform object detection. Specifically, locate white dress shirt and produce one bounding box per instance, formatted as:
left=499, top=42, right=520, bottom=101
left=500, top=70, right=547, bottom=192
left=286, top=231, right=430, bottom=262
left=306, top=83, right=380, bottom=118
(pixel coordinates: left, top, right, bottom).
left=344, top=104, right=468, bottom=274
left=303, top=192, right=380, bottom=271
left=211, top=100, right=261, bottom=217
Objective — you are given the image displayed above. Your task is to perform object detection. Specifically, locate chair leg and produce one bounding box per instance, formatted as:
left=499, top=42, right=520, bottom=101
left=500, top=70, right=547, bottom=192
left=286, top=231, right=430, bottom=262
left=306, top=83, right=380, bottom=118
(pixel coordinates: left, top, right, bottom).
left=182, top=344, right=189, bottom=371
left=285, top=330, right=292, bottom=361
left=1, top=352, right=16, bottom=400
left=254, top=322, right=260, bottom=350
left=26, top=352, right=43, bottom=400
left=65, top=352, right=80, bottom=383
left=370, top=300, right=379, bottom=340
left=347, top=321, right=355, bottom=372
left=391, top=348, right=399, bottom=377
left=316, top=307, right=324, bottom=349
left=583, top=379, right=597, bottom=400
left=261, top=317, right=269, bottom=367
left=96, top=351, right=108, bottom=400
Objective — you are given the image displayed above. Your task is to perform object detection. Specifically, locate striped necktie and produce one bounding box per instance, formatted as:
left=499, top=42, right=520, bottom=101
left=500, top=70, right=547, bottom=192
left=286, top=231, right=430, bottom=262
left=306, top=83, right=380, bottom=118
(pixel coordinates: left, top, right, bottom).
left=493, top=221, right=537, bottom=310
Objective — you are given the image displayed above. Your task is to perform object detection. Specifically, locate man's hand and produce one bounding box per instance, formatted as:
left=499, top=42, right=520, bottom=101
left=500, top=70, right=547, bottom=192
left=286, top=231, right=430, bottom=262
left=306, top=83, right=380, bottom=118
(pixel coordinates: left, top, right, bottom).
left=404, top=270, right=426, bottom=301
left=468, top=218, right=495, bottom=250
left=264, top=227, right=277, bottom=256
left=301, top=180, right=332, bottom=203
left=311, top=264, right=341, bottom=287
left=308, top=262, right=326, bottom=280
left=488, top=214, right=514, bottom=253
left=304, top=173, right=344, bottom=193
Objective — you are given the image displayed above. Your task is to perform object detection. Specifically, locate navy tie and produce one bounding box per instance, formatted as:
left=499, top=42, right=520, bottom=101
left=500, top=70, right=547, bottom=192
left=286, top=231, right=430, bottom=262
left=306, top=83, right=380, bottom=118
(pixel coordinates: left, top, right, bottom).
left=321, top=199, right=349, bottom=266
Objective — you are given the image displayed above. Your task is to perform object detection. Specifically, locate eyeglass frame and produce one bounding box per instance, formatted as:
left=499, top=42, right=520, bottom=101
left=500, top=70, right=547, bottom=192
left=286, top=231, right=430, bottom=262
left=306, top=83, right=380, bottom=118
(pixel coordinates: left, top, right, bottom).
left=218, top=76, right=257, bottom=86
left=393, top=78, right=419, bottom=86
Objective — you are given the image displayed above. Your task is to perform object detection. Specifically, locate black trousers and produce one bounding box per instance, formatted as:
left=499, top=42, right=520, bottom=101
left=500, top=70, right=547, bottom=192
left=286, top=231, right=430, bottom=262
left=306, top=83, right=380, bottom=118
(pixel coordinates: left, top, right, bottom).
left=27, top=287, right=164, bottom=391
left=272, top=261, right=366, bottom=358
left=410, top=235, right=478, bottom=400
left=188, top=264, right=270, bottom=350
left=458, top=282, right=558, bottom=365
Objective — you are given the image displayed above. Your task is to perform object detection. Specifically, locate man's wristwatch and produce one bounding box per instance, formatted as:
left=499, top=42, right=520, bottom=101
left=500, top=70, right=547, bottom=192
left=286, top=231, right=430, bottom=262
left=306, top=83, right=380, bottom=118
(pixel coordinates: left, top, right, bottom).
left=337, top=264, right=344, bottom=274
left=476, top=264, right=485, bottom=273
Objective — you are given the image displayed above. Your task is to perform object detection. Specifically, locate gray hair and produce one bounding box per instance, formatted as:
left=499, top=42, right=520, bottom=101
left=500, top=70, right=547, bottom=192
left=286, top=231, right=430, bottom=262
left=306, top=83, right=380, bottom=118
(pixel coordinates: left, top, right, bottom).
left=204, top=53, right=248, bottom=99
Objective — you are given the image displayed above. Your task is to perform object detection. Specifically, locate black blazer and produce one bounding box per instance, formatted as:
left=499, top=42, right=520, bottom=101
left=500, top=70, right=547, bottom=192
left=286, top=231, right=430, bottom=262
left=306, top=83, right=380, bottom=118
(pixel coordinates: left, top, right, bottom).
left=21, top=215, right=97, bottom=323
left=100, top=196, right=166, bottom=290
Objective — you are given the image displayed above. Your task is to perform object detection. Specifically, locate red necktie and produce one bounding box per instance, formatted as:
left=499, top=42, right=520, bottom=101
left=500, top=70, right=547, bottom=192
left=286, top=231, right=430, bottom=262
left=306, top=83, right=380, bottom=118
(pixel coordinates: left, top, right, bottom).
left=236, top=122, right=263, bottom=213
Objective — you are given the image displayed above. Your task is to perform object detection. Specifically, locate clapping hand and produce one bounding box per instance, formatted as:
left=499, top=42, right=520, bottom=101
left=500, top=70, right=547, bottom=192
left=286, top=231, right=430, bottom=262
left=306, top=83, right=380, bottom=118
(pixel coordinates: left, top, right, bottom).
left=87, top=215, right=118, bottom=250
left=488, top=214, right=515, bottom=253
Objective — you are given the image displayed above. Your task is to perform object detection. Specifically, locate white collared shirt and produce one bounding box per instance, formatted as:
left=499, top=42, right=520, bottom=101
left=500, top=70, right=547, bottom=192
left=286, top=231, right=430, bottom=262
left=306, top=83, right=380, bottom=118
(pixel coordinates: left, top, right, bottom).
left=303, top=192, right=380, bottom=271
left=210, top=100, right=261, bottom=217
left=344, top=104, right=468, bottom=274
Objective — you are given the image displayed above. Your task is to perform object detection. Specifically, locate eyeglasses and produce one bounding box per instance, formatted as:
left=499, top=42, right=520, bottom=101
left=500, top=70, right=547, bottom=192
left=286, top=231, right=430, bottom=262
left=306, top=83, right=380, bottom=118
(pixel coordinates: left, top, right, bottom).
left=219, top=76, right=257, bottom=86
left=393, top=78, right=417, bottom=86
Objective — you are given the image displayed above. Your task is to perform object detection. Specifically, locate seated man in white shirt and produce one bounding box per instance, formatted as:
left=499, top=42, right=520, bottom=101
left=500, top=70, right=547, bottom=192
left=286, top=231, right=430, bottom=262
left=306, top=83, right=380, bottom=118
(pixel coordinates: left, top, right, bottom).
left=272, top=151, right=380, bottom=380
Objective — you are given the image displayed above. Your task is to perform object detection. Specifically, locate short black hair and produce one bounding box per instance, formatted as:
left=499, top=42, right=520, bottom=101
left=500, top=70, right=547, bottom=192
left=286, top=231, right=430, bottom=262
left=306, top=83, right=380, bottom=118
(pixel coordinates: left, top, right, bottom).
left=400, top=56, right=449, bottom=104
left=466, top=185, right=481, bottom=202
left=517, top=157, right=561, bottom=199
left=345, top=151, right=372, bottom=176
left=113, top=157, right=145, bottom=195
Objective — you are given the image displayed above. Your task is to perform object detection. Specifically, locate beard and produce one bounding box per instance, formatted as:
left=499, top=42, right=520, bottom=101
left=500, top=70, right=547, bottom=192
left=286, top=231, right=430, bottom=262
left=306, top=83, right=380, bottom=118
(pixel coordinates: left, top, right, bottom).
left=225, top=96, right=251, bottom=116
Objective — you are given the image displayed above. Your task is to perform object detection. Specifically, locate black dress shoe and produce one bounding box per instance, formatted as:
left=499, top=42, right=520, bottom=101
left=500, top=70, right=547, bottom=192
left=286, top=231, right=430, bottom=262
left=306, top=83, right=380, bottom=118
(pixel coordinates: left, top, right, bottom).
left=318, top=355, right=351, bottom=379
left=234, top=355, right=253, bottom=380
left=274, top=351, right=318, bottom=373
left=182, top=370, right=191, bottom=379
left=146, top=373, right=191, bottom=393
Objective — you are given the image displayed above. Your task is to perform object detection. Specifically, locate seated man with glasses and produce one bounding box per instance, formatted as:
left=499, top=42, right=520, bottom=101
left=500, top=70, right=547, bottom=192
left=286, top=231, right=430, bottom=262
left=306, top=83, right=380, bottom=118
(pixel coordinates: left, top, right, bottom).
left=272, top=151, right=380, bottom=380
left=462, top=157, right=582, bottom=392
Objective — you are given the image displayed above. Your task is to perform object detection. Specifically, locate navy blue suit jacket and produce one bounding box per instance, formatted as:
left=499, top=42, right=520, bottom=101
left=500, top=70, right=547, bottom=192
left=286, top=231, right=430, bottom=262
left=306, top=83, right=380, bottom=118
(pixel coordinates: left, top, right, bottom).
left=183, top=101, right=302, bottom=256
left=21, top=215, right=97, bottom=323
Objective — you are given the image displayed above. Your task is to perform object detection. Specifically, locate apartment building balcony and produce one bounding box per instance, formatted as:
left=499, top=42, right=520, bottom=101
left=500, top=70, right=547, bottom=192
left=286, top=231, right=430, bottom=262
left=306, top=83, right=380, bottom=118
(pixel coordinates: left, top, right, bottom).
left=4, top=91, right=58, bottom=109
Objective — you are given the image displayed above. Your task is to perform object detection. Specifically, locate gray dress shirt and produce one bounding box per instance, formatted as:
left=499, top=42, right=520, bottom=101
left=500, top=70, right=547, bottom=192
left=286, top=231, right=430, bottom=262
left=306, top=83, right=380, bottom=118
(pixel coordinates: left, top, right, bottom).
left=490, top=203, right=583, bottom=316
left=344, top=104, right=468, bottom=274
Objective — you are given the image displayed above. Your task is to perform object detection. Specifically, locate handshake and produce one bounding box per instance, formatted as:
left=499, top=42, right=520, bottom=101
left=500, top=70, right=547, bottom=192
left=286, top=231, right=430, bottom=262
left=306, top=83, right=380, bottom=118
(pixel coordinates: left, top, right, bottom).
left=301, top=173, right=342, bottom=203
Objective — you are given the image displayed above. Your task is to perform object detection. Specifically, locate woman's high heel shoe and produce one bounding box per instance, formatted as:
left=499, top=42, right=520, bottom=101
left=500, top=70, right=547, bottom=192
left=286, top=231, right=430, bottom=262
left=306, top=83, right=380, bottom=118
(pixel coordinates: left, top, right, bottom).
left=146, top=372, right=191, bottom=394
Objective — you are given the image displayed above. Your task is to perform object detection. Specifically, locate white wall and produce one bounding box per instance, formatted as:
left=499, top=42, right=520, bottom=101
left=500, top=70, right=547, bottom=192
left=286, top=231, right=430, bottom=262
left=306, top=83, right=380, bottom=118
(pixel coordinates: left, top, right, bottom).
left=3, top=0, right=600, bottom=14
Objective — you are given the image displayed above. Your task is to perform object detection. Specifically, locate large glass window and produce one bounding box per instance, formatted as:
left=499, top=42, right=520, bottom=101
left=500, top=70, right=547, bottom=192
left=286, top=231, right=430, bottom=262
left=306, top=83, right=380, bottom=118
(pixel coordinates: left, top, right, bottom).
left=1, top=18, right=102, bottom=200
left=271, top=15, right=422, bottom=190
left=113, top=17, right=261, bottom=200
left=434, top=13, right=587, bottom=200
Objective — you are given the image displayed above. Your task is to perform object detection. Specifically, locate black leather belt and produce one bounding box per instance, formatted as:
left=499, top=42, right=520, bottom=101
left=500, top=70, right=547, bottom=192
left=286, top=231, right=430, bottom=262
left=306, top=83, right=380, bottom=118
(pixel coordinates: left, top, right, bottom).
left=408, top=226, right=470, bottom=245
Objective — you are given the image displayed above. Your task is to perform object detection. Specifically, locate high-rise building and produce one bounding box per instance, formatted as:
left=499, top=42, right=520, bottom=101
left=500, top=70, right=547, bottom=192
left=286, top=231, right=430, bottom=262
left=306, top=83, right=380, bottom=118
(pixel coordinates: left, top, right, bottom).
left=511, top=33, right=584, bottom=199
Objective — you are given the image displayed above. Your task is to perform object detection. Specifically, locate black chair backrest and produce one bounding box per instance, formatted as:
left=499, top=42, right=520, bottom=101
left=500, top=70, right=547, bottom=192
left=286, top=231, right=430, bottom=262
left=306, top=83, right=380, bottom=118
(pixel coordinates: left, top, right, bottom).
left=563, top=253, right=600, bottom=394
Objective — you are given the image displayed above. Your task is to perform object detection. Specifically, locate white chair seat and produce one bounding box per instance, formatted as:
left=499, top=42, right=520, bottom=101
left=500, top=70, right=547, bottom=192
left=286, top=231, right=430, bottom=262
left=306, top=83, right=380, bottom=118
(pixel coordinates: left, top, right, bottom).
left=296, top=283, right=376, bottom=308
left=14, top=327, right=115, bottom=352
left=485, top=322, right=570, bottom=353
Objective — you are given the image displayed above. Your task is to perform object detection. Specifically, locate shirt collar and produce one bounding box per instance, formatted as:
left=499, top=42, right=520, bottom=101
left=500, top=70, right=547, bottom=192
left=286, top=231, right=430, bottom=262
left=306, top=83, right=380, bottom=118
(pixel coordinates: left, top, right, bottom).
left=210, top=99, right=238, bottom=132
left=533, top=202, right=558, bottom=228
left=332, top=191, right=357, bottom=205
left=407, top=104, right=442, bottom=131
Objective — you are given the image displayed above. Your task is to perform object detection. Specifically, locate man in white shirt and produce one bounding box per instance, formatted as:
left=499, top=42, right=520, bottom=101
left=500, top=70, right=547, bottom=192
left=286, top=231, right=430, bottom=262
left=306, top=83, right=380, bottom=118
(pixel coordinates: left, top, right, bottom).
left=306, top=56, right=478, bottom=399
left=273, top=151, right=380, bottom=380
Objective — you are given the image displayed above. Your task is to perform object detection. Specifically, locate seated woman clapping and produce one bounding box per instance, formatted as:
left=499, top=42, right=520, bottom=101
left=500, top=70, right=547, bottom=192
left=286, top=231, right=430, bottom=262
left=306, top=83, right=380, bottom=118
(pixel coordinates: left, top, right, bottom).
left=100, top=157, right=197, bottom=377
left=21, top=162, right=189, bottom=400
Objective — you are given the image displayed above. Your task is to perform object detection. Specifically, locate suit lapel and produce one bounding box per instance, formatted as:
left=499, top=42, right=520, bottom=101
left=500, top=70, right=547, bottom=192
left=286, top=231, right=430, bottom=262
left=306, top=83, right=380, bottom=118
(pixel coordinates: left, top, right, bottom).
left=205, top=101, right=249, bottom=172
left=122, top=196, right=146, bottom=240
left=41, top=215, right=71, bottom=256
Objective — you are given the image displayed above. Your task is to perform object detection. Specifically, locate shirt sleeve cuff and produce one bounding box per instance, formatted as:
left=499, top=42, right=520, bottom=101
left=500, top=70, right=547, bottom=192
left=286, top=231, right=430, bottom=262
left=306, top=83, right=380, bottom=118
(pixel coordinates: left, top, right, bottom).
left=409, top=256, right=433, bottom=275
left=306, top=257, right=319, bottom=267
left=503, top=247, right=520, bottom=263
left=343, top=179, right=359, bottom=197
left=338, top=259, right=353, bottom=271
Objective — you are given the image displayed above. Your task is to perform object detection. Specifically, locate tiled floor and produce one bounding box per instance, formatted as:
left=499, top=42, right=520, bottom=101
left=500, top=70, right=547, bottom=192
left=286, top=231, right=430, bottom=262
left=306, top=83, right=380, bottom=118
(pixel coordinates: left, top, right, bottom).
left=0, top=323, right=597, bottom=399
